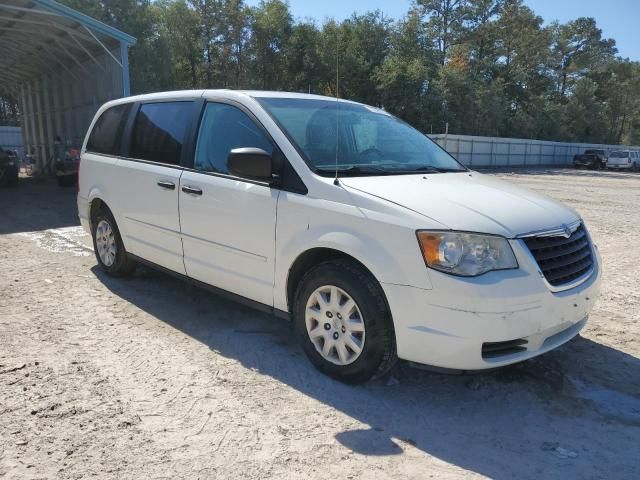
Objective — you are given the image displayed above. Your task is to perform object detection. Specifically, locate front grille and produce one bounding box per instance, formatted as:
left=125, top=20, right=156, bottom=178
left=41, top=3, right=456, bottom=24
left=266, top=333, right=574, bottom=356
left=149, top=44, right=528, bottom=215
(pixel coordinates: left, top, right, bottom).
left=523, top=223, right=593, bottom=287
left=482, top=339, right=528, bottom=359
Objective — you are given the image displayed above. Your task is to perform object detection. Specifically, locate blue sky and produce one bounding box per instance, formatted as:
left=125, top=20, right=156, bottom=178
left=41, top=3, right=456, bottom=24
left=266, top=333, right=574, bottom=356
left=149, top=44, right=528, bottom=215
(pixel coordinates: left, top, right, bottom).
left=246, top=0, right=639, bottom=61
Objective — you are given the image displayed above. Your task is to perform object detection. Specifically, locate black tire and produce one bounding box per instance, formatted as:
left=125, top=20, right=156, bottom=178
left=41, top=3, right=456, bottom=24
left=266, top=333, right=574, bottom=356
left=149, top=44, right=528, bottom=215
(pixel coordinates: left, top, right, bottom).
left=91, top=206, right=137, bottom=277
left=0, top=165, right=18, bottom=187
left=293, top=259, right=396, bottom=384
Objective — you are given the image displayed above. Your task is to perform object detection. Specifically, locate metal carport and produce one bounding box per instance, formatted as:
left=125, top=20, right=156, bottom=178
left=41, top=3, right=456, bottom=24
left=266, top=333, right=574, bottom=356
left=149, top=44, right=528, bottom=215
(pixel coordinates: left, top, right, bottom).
left=0, top=0, right=136, bottom=173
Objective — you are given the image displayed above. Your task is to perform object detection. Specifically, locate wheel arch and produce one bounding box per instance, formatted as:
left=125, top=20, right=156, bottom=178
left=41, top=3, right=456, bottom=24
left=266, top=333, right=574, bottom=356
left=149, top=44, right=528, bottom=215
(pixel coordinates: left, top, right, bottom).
left=286, top=247, right=389, bottom=316
left=89, top=197, right=108, bottom=230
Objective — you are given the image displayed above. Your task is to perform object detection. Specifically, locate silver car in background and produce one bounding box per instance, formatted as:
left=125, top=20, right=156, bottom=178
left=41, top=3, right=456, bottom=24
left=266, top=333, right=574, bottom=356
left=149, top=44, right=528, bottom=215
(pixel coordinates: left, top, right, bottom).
left=607, top=150, right=639, bottom=171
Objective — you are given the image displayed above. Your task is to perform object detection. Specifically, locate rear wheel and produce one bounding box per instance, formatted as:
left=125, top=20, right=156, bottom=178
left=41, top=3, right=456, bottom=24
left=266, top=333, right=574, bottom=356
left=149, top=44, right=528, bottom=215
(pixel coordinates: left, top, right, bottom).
left=293, top=259, right=396, bottom=384
left=91, top=207, right=136, bottom=277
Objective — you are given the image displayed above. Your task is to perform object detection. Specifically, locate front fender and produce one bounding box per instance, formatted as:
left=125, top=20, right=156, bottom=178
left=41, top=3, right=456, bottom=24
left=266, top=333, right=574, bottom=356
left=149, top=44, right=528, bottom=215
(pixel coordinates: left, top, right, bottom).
left=273, top=223, right=432, bottom=312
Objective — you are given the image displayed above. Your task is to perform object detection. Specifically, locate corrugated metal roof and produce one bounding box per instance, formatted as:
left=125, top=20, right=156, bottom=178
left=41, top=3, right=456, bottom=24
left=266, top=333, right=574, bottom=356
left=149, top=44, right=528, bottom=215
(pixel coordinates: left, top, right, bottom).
left=0, top=0, right=136, bottom=88
left=35, top=0, right=136, bottom=44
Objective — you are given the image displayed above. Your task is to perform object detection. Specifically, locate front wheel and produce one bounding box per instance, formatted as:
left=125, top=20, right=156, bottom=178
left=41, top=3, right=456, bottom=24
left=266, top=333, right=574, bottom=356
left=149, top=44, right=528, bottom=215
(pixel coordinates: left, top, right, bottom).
left=293, top=259, right=396, bottom=384
left=91, top=207, right=136, bottom=277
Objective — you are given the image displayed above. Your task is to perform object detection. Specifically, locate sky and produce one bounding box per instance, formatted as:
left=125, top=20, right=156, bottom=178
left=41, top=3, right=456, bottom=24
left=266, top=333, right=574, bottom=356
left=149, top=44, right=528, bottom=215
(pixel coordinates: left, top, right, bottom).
left=246, top=0, right=639, bottom=61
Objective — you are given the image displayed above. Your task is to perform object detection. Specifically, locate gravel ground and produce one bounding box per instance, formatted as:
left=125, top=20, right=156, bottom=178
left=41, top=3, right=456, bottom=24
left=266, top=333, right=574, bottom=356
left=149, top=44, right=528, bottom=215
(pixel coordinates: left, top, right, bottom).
left=1, top=169, right=639, bottom=479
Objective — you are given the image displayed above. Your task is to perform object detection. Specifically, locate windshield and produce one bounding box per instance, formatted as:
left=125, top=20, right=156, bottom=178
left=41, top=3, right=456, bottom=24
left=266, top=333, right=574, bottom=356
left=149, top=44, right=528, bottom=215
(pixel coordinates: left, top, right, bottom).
left=584, top=150, right=604, bottom=155
left=257, top=97, right=465, bottom=175
left=610, top=151, right=629, bottom=158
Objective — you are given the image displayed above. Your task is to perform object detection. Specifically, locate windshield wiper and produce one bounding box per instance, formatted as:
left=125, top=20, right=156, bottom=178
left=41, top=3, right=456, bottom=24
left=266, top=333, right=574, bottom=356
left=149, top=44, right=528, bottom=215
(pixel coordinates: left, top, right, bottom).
left=390, top=165, right=466, bottom=173
left=315, top=164, right=466, bottom=176
left=315, top=165, right=394, bottom=176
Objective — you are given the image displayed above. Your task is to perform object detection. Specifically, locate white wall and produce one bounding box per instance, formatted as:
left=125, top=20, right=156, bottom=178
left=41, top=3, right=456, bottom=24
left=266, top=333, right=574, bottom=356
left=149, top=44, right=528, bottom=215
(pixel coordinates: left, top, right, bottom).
left=429, top=134, right=640, bottom=167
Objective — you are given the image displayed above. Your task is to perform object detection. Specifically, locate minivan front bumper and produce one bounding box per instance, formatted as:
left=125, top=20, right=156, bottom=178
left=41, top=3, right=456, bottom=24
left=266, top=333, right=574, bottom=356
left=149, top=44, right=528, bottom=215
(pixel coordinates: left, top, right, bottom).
left=382, top=241, right=601, bottom=370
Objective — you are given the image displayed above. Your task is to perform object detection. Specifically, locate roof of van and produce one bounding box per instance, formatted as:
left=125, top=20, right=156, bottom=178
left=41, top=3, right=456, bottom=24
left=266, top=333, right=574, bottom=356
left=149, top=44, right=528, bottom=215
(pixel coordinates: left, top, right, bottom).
left=103, top=89, right=363, bottom=106
left=241, top=90, right=348, bottom=101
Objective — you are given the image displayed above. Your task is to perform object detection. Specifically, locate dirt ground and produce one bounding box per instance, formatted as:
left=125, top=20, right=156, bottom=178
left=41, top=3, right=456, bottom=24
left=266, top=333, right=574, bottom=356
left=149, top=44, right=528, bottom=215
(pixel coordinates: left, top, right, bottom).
left=1, top=168, right=639, bottom=479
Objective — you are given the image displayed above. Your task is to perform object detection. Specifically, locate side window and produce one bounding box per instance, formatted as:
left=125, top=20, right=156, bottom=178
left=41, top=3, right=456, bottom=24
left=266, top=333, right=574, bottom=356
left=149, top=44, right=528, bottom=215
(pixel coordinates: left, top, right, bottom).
left=194, top=103, right=273, bottom=174
left=86, top=103, right=131, bottom=155
left=130, top=102, right=193, bottom=165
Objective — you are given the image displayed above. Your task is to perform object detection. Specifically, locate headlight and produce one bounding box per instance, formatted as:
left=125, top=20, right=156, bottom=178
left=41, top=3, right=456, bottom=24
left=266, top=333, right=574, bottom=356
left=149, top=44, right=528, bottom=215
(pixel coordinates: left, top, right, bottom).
left=417, top=231, right=518, bottom=276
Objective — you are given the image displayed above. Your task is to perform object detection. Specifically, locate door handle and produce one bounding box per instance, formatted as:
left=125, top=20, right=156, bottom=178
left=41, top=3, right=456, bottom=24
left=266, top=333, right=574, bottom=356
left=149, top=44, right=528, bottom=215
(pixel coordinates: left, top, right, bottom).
left=182, top=185, right=203, bottom=196
left=157, top=180, right=175, bottom=190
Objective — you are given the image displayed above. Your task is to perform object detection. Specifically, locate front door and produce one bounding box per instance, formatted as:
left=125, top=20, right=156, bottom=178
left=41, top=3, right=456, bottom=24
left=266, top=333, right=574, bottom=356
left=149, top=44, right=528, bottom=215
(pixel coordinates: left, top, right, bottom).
left=179, top=102, right=279, bottom=306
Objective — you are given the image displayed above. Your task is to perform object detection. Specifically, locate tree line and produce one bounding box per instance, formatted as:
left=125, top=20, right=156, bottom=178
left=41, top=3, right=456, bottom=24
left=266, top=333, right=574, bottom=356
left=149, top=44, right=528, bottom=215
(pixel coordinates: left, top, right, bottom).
left=4, top=0, right=640, bottom=145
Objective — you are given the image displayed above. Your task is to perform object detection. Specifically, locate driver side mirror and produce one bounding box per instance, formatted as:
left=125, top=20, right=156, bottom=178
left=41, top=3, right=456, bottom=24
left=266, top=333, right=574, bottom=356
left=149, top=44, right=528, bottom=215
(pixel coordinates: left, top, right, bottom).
left=228, top=148, right=273, bottom=181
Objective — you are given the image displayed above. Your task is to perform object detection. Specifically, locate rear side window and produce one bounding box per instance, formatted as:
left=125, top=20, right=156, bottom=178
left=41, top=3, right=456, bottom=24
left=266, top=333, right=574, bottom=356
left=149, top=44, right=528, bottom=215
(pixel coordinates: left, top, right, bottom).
left=86, top=103, right=131, bottom=155
left=194, top=103, right=273, bottom=174
left=130, top=102, right=193, bottom=165
left=610, top=151, right=629, bottom=158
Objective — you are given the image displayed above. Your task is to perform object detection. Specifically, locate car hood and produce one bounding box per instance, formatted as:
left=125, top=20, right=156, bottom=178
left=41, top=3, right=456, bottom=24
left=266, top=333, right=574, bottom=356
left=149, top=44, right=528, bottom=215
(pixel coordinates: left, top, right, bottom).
left=340, top=172, right=580, bottom=238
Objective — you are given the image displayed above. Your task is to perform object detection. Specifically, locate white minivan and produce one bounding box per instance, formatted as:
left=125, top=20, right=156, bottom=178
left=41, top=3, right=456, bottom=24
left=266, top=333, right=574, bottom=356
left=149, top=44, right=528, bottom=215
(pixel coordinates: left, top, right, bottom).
left=78, top=90, right=601, bottom=383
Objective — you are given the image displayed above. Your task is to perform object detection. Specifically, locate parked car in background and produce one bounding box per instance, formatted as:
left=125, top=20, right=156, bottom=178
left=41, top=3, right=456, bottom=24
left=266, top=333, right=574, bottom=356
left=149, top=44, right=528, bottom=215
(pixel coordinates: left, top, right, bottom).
left=0, top=147, right=19, bottom=187
left=55, top=148, right=80, bottom=187
left=607, top=150, right=639, bottom=171
left=78, top=90, right=602, bottom=383
left=573, top=149, right=608, bottom=169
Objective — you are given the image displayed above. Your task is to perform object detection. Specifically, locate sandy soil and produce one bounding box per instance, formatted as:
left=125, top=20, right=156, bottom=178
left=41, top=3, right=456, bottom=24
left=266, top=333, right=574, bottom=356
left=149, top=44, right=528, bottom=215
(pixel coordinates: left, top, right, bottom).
left=1, top=169, right=639, bottom=479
